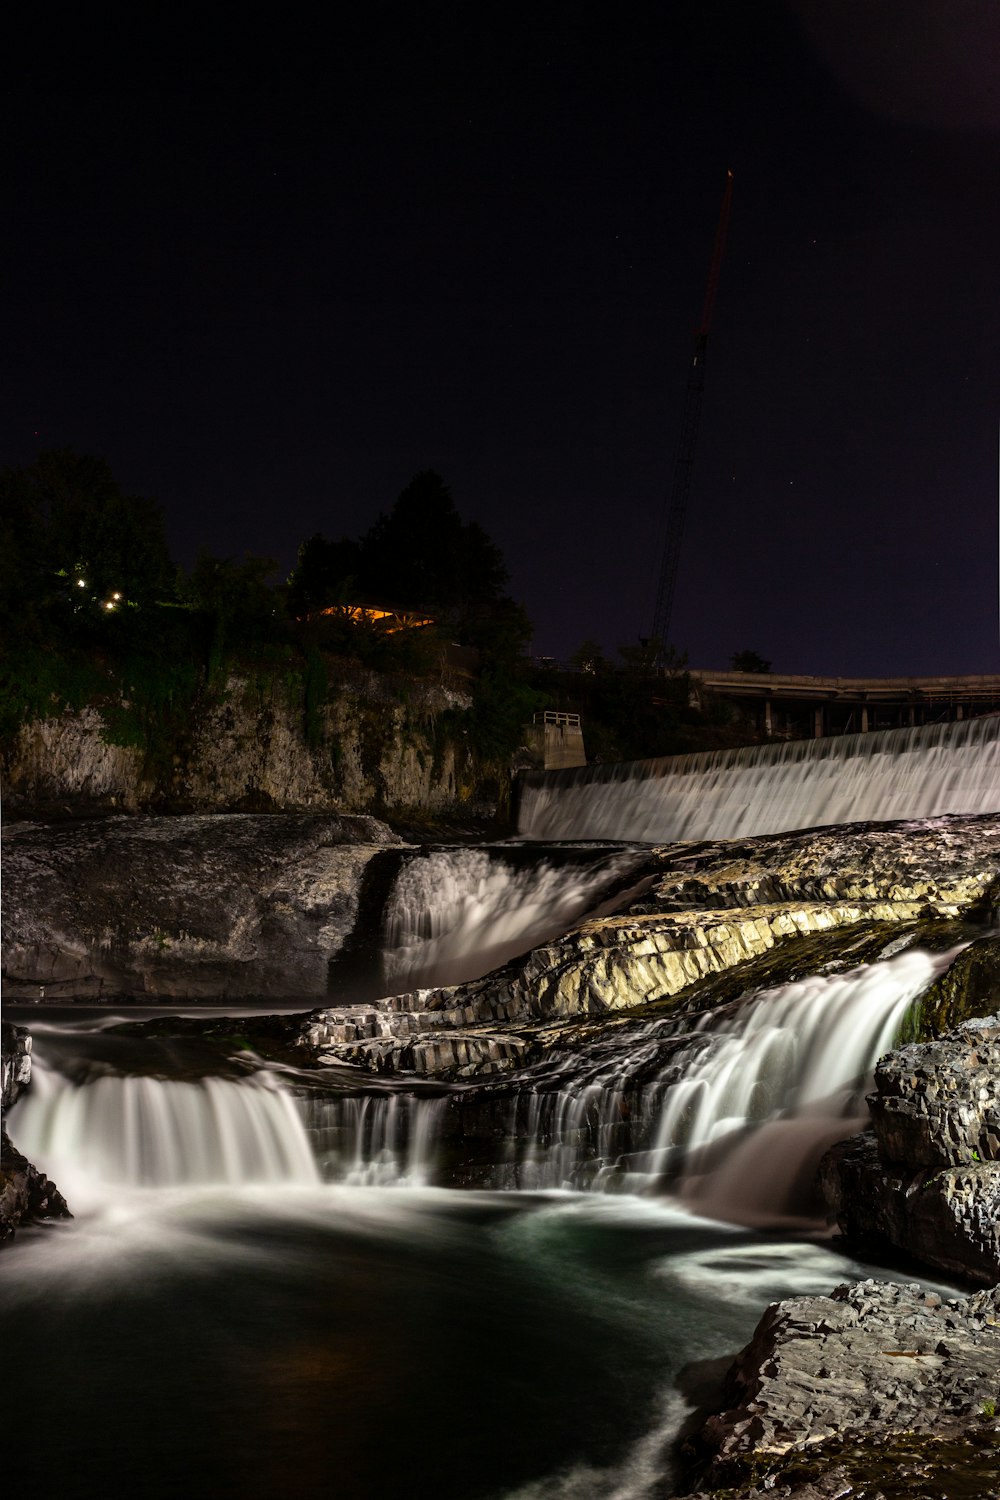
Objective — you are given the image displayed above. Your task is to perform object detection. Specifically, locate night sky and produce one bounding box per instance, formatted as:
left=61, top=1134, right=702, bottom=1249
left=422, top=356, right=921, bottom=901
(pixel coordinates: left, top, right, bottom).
left=5, top=1, right=1000, bottom=676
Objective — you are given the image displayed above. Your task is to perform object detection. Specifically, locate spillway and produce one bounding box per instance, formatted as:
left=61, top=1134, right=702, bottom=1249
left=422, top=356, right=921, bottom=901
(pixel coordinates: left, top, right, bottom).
left=517, top=715, right=1000, bottom=842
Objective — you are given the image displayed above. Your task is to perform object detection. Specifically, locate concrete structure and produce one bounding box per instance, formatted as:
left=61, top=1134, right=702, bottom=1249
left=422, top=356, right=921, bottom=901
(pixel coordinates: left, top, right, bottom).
left=688, top=671, right=1000, bottom=739
left=523, top=711, right=587, bottom=770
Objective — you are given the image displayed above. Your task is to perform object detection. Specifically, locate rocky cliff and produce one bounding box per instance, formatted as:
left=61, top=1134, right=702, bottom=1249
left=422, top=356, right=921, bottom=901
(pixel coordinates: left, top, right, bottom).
left=1, top=665, right=486, bottom=817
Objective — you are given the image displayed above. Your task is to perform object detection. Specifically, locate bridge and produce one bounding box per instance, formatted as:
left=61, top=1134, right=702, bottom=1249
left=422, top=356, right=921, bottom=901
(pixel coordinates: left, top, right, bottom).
left=688, top=670, right=1000, bottom=739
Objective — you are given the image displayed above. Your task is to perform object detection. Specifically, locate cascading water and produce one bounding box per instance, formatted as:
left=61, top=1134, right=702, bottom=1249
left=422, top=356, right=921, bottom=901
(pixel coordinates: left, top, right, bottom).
left=517, top=715, right=1000, bottom=842
left=10, top=1055, right=321, bottom=1191
left=380, top=845, right=644, bottom=989
left=6, top=809, right=979, bottom=1498
left=299, top=1090, right=446, bottom=1185
left=510, top=943, right=960, bottom=1225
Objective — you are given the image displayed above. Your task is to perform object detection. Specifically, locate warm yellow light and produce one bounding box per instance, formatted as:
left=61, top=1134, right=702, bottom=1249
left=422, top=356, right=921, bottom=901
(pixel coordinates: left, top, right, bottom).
left=104, top=601, right=116, bottom=611
left=76, top=579, right=87, bottom=588
left=111, top=591, right=122, bottom=601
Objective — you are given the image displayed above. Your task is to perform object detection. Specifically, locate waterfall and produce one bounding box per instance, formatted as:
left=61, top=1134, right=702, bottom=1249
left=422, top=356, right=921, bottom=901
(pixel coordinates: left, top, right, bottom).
left=299, top=1091, right=447, bottom=1186
left=10, top=1051, right=451, bottom=1193
left=510, top=944, right=960, bottom=1225
left=517, top=716, right=1000, bottom=842
left=381, top=846, right=643, bottom=989
left=10, top=1058, right=320, bottom=1189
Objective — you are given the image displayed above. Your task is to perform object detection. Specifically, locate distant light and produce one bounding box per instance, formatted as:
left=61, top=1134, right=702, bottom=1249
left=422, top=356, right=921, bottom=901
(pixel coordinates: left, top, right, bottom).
left=111, top=591, right=122, bottom=601
left=76, top=578, right=87, bottom=589
left=103, top=601, right=116, bottom=611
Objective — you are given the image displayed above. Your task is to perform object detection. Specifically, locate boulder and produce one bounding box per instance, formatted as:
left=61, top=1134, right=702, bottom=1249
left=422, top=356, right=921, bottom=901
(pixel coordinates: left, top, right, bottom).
left=1, top=812, right=403, bottom=1000
left=820, top=1007, right=1000, bottom=1286
left=0, top=1127, right=72, bottom=1244
left=686, top=1278, right=1000, bottom=1496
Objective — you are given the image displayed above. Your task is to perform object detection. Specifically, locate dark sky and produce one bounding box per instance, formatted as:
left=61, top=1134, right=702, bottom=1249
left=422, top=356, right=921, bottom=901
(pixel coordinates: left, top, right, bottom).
left=5, top=1, right=1000, bottom=676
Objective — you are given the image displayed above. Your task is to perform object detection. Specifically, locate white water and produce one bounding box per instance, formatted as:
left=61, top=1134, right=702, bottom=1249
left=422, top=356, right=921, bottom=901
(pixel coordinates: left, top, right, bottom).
left=12, top=940, right=958, bottom=1226
left=514, top=944, right=959, bottom=1225
left=381, top=847, right=643, bottom=988
left=10, top=1059, right=320, bottom=1197
left=300, top=1090, right=446, bottom=1186
left=518, top=716, right=1000, bottom=842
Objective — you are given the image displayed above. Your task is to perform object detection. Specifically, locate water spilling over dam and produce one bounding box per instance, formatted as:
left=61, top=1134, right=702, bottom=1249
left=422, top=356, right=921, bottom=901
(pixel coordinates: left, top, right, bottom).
left=517, top=715, right=1000, bottom=843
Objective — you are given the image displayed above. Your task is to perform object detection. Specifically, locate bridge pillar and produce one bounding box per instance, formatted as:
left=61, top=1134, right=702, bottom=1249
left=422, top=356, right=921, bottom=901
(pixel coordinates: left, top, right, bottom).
left=764, top=697, right=773, bottom=736
left=813, top=706, right=823, bottom=738
left=861, top=704, right=869, bottom=733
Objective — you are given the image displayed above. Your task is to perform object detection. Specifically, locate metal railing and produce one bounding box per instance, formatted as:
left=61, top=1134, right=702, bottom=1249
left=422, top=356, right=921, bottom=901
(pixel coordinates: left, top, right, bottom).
left=534, top=710, right=582, bottom=728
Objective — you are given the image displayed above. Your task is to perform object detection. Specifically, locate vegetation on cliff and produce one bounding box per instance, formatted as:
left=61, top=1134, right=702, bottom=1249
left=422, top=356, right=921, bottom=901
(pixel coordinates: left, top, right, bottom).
left=0, top=452, right=539, bottom=805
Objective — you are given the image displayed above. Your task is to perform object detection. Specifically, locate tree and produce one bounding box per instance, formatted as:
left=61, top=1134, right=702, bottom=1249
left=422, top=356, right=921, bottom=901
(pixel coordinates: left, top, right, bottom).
left=730, top=649, right=772, bottom=674
left=285, top=533, right=362, bottom=617
left=29, top=448, right=174, bottom=607
left=358, top=470, right=510, bottom=620
left=184, top=551, right=282, bottom=677
left=291, top=470, right=528, bottom=658
left=568, top=638, right=608, bottom=674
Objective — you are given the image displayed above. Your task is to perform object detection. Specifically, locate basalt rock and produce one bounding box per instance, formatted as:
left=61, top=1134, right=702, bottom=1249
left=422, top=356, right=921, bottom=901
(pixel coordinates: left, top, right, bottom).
left=2, top=812, right=403, bottom=1000
left=300, top=814, right=1000, bottom=1078
left=820, top=1004, right=1000, bottom=1286
left=1, top=1024, right=72, bottom=1243
left=685, top=1278, right=1000, bottom=1496
left=0, top=1127, right=72, bottom=1244
left=2, top=1022, right=32, bottom=1108
left=870, top=1009, right=1000, bottom=1170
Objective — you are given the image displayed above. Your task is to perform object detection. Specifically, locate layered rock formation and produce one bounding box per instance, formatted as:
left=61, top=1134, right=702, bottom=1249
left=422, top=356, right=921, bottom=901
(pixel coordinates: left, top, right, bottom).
left=300, top=814, right=1000, bottom=1077
left=1, top=666, right=479, bottom=816
left=685, top=1279, right=1000, bottom=1498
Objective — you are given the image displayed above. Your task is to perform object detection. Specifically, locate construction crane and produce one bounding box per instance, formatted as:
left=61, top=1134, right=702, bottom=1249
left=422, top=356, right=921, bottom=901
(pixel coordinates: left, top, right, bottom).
left=650, top=169, right=734, bottom=659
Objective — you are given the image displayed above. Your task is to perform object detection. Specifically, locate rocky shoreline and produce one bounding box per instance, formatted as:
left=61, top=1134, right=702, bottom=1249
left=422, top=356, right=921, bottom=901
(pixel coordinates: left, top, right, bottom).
left=682, top=1278, right=1000, bottom=1498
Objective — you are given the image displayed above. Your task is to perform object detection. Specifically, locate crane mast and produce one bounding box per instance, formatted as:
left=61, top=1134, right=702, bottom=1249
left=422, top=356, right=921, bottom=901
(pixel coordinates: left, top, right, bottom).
left=650, top=170, right=733, bottom=657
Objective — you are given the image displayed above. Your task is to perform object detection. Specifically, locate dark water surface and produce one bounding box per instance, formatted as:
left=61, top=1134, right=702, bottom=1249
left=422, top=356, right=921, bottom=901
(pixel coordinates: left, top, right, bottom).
left=4, top=1168, right=931, bottom=1500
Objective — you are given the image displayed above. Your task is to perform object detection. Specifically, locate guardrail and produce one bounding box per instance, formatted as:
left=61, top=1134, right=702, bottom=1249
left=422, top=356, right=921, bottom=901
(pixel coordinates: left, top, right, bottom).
left=534, top=710, right=582, bottom=728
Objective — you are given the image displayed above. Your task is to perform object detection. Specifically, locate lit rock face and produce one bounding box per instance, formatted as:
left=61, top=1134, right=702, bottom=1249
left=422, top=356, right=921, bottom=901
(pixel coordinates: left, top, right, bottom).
left=871, top=1013, right=1000, bottom=1169
left=2, top=813, right=403, bottom=1001
left=301, top=814, right=1000, bottom=1077
left=1, top=669, right=475, bottom=816
left=821, top=978, right=1000, bottom=1287
left=688, top=1279, right=1000, bottom=1497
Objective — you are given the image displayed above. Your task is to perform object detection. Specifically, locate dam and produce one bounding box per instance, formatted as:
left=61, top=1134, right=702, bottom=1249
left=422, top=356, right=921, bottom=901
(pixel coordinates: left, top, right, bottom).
left=517, top=713, right=1000, bottom=843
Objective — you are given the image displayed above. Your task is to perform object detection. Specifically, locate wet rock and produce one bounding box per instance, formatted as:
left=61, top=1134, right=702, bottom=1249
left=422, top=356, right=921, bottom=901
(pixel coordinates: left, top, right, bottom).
left=687, top=1279, right=1000, bottom=1495
left=0, top=1126, right=72, bottom=1243
left=2, top=1021, right=71, bottom=1241
left=1, top=1021, right=32, bottom=1108
left=907, top=932, right=1000, bottom=1038
left=820, top=1008, right=1000, bottom=1286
